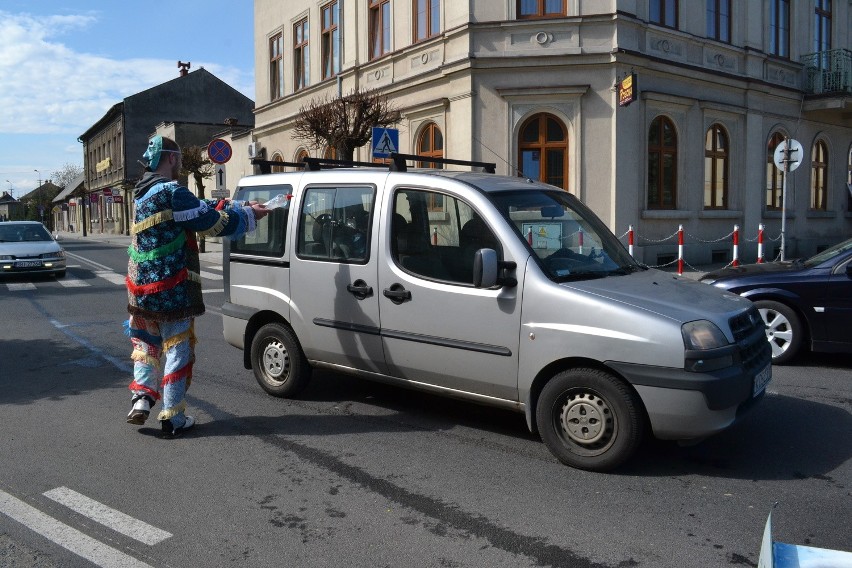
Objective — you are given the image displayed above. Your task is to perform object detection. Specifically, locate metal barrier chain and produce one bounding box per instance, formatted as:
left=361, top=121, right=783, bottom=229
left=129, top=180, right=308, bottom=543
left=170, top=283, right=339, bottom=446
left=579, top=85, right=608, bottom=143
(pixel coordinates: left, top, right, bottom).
left=636, top=229, right=680, bottom=243
left=684, top=230, right=734, bottom=243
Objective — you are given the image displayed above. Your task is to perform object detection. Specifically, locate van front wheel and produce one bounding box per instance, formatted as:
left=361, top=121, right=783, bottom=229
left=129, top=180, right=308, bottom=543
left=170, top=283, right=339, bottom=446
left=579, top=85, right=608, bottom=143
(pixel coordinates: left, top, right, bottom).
left=536, top=368, right=645, bottom=472
left=250, top=323, right=311, bottom=397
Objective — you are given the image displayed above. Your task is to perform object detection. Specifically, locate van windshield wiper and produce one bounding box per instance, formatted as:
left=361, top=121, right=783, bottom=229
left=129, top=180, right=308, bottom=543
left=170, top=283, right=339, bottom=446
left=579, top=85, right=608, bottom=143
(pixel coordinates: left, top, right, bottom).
left=556, top=271, right=609, bottom=282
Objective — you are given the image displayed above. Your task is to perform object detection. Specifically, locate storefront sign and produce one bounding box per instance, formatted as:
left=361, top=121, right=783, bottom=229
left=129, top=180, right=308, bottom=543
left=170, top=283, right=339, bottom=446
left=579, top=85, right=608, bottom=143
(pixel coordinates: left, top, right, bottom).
left=90, top=194, right=99, bottom=203
left=618, top=73, right=637, bottom=107
left=112, top=195, right=123, bottom=203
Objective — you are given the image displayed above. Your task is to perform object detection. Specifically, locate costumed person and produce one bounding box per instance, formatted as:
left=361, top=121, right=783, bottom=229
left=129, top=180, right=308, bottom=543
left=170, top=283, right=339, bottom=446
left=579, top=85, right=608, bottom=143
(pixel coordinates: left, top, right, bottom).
left=125, top=135, right=269, bottom=437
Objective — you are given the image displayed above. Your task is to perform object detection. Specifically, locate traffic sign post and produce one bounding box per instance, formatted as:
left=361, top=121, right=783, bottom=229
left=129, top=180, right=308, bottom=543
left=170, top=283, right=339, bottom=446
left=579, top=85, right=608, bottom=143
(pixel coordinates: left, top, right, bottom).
left=773, top=138, right=802, bottom=262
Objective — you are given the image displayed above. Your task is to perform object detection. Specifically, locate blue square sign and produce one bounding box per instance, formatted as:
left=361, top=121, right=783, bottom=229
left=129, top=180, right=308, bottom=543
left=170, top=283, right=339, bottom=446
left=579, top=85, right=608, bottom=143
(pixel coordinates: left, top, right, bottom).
left=372, top=127, right=399, bottom=158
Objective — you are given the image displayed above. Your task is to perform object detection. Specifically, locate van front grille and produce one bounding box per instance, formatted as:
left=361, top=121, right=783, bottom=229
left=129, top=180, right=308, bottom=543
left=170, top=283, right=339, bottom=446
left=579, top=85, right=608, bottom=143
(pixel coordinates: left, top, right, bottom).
left=730, top=307, right=770, bottom=372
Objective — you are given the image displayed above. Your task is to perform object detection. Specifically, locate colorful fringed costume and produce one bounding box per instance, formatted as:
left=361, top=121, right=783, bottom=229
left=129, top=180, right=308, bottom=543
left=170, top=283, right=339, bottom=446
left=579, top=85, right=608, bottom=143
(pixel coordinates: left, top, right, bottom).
left=126, top=170, right=257, bottom=429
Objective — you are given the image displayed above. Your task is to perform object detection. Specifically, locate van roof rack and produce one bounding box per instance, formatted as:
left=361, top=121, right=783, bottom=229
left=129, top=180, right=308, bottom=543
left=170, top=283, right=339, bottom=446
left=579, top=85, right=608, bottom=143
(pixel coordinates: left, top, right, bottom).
left=251, top=159, right=305, bottom=175
left=389, top=153, right=496, bottom=174
left=303, top=157, right=389, bottom=171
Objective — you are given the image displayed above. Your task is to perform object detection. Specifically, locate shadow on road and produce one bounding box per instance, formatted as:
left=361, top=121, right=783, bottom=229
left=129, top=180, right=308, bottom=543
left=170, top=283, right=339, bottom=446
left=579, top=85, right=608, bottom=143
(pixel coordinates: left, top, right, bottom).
left=192, top=368, right=850, bottom=480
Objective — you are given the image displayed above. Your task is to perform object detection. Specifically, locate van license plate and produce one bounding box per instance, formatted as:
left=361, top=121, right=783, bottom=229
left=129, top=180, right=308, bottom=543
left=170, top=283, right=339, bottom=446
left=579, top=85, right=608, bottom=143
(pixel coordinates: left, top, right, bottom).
left=15, top=261, right=42, bottom=268
left=753, top=364, right=771, bottom=397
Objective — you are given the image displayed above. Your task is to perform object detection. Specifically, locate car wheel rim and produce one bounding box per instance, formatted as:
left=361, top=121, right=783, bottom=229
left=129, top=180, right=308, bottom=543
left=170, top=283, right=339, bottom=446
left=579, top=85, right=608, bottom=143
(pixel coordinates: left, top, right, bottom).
left=558, top=391, right=614, bottom=450
left=262, top=340, right=290, bottom=383
left=759, top=308, right=793, bottom=358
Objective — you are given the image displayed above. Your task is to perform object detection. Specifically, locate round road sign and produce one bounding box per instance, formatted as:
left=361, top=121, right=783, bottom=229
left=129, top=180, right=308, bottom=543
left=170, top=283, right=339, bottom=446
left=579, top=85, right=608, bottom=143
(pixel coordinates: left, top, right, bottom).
left=207, top=138, right=232, bottom=164
left=773, top=139, right=803, bottom=172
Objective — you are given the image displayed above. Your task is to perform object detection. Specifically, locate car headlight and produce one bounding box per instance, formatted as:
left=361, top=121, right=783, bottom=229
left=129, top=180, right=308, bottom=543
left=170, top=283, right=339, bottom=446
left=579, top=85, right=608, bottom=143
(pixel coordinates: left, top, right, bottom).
left=682, top=320, right=728, bottom=350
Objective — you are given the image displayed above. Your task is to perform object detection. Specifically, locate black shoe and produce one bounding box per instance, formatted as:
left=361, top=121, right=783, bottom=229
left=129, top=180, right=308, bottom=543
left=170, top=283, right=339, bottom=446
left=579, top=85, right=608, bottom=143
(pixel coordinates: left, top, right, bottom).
left=160, top=416, right=195, bottom=438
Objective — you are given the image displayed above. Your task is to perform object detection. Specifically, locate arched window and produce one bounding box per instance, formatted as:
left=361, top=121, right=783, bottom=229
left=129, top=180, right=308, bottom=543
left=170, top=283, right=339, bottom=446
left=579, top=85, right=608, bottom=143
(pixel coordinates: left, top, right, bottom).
left=416, top=122, right=443, bottom=168
left=810, top=140, right=828, bottom=210
left=647, top=116, right=677, bottom=209
left=324, top=146, right=337, bottom=159
left=518, top=113, right=568, bottom=189
left=270, top=152, right=287, bottom=173
left=295, top=148, right=310, bottom=171
left=766, top=132, right=785, bottom=210
left=704, top=124, right=729, bottom=209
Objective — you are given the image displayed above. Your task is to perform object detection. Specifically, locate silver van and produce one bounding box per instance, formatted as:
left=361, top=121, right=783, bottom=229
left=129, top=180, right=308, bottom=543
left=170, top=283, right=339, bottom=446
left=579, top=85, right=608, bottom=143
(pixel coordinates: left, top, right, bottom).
left=222, top=154, right=771, bottom=471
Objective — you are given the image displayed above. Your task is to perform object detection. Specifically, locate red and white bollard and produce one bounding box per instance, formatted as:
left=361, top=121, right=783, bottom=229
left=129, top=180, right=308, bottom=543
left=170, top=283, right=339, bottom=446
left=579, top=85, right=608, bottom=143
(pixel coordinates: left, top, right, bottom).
left=527, top=227, right=533, bottom=246
left=757, top=223, right=765, bottom=263
left=677, top=225, right=684, bottom=275
left=432, top=227, right=438, bottom=246
left=578, top=227, right=584, bottom=255
left=732, top=225, right=740, bottom=267
left=628, top=225, right=634, bottom=257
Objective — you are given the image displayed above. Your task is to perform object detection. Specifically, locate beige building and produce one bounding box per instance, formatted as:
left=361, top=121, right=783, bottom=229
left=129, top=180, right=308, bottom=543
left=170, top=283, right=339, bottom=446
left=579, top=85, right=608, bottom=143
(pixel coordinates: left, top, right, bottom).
left=251, top=0, right=851, bottom=265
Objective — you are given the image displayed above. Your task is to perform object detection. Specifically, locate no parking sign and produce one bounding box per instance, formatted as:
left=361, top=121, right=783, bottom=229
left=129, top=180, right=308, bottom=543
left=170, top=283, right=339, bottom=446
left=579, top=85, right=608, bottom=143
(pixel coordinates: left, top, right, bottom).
left=207, top=138, right=232, bottom=164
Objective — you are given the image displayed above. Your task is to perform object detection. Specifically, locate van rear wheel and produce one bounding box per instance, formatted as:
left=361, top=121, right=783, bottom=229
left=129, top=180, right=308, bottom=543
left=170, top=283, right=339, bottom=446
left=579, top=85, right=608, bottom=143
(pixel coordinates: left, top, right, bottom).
left=250, top=323, right=311, bottom=397
left=536, top=368, right=645, bottom=472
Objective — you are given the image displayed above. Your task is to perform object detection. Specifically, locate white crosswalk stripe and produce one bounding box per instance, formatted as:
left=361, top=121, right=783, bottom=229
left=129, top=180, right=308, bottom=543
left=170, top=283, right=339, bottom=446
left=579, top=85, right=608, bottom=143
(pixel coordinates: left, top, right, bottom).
left=95, top=270, right=127, bottom=285
left=57, top=276, right=90, bottom=288
left=5, top=282, right=37, bottom=291
left=44, top=487, right=172, bottom=545
left=0, top=488, right=155, bottom=568
left=199, top=270, right=222, bottom=281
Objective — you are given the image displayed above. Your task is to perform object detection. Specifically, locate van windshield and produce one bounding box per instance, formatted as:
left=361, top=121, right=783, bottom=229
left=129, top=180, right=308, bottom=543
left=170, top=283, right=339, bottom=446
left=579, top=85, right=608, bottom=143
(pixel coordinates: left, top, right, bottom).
left=490, top=190, right=642, bottom=282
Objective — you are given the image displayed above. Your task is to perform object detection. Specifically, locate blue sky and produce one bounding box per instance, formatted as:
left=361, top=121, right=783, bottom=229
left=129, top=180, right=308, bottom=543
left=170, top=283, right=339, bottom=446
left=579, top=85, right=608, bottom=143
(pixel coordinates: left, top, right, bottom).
left=0, top=1, right=254, bottom=198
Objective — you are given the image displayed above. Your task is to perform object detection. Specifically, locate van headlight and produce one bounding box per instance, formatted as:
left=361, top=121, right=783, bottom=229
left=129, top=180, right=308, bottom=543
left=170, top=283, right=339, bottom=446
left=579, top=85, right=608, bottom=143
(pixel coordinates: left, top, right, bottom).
left=682, top=320, right=727, bottom=350
left=682, top=320, right=734, bottom=372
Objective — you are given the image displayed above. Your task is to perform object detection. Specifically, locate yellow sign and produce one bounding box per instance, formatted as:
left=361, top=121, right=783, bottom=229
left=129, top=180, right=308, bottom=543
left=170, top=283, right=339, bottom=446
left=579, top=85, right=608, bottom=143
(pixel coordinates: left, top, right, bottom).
left=96, top=157, right=112, bottom=173
left=618, top=74, right=636, bottom=107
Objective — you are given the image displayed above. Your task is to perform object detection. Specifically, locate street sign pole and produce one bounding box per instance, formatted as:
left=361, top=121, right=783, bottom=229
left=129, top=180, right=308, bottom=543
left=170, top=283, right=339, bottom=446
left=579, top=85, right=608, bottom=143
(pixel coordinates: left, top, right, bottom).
left=780, top=138, right=789, bottom=261
left=773, top=138, right=802, bottom=262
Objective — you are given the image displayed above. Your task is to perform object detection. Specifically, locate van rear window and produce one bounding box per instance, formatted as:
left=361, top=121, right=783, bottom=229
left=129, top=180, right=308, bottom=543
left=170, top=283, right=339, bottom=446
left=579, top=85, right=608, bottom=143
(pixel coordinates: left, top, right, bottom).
left=231, top=184, right=292, bottom=257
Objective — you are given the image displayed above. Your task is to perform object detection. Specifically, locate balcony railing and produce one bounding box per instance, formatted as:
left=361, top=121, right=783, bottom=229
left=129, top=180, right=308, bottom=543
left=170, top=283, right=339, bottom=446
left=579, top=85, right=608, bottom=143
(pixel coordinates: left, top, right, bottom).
left=801, top=48, right=852, bottom=95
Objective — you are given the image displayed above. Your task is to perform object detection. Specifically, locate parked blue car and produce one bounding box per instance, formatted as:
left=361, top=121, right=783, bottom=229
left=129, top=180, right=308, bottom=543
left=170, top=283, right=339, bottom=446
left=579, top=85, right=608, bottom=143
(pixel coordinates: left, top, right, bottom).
left=701, top=238, right=852, bottom=364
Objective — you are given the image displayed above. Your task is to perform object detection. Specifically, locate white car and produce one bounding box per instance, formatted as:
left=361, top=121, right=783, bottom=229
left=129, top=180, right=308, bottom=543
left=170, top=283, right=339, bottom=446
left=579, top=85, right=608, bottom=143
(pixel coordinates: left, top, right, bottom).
left=0, top=221, right=66, bottom=278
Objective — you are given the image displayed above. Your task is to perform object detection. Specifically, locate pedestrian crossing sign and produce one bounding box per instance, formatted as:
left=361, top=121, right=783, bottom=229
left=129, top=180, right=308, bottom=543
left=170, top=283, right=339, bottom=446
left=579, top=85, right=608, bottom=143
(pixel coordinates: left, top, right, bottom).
left=372, top=127, right=399, bottom=158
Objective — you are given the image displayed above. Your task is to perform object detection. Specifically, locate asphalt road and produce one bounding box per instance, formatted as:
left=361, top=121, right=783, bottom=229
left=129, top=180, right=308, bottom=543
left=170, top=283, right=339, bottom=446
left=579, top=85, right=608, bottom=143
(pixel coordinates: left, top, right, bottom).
left=0, top=238, right=850, bottom=567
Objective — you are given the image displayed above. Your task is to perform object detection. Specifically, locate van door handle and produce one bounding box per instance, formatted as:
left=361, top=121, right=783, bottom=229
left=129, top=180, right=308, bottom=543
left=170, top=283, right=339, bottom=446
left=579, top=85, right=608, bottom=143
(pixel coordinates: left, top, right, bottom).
left=383, top=284, right=412, bottom=304
left=346, top=280, right=373, bottom=300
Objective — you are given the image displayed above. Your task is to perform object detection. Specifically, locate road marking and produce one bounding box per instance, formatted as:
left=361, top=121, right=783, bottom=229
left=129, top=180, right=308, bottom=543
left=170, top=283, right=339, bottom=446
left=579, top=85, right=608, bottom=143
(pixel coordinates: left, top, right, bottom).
left=206, top=264, right=223, bottom=271
left=0, top=489, right=154, bottom=568
left=5, top=282, right=37, bottom=291
left=44, top=487, right=171, bottom=546
left=64, top=251, right=113, bottom=272
left=95, top=270, right=127, bottom=286
left=50, top=319, right=132, bottom=373
left=200, top=270, right=222, bottom=281
left=58, top=277, right=90, bottom=288
left=202, top=288, right=224, bottom=294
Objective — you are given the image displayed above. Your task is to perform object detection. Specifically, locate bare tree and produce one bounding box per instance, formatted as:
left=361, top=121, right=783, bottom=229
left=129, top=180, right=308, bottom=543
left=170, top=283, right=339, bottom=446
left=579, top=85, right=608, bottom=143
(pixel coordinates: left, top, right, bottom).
left=293, top=88, right=401, bottom=161
left=180, top=145, right=213, bottom=200
left=180, top=145, right=214, bottom=251
left=50, top=163, right=83, bottom=189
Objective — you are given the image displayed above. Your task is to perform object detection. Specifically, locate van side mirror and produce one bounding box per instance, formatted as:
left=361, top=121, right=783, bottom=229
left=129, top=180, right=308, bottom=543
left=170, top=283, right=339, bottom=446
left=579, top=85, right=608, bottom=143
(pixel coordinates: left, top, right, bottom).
left=473, top=249, right=517, bottom=288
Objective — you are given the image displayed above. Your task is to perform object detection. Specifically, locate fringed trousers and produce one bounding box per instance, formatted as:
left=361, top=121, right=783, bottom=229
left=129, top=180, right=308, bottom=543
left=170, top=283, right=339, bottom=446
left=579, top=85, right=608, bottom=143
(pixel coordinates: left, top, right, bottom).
left=126, top=316, right=195, bottom=427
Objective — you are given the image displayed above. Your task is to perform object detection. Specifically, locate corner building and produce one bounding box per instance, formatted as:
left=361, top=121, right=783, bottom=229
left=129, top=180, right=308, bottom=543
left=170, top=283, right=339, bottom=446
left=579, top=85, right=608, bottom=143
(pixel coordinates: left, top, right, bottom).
left=252, top=1, right=851, bottom=264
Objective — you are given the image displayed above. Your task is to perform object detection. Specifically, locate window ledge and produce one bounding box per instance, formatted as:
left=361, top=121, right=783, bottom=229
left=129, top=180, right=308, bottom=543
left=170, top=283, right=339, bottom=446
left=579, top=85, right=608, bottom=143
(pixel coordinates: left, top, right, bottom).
left=762, top=210, right=795, bottom=219
left=698, top=209, right=742, bottom=219
left=806, top=210, right=837, bottom=219
left=641, top=209, right=691, bottom=220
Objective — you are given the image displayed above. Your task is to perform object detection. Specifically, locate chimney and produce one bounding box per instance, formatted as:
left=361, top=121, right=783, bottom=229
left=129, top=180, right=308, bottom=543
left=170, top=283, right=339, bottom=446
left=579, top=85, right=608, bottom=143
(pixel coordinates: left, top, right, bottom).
left=177, top=61, right=191, bottom=76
